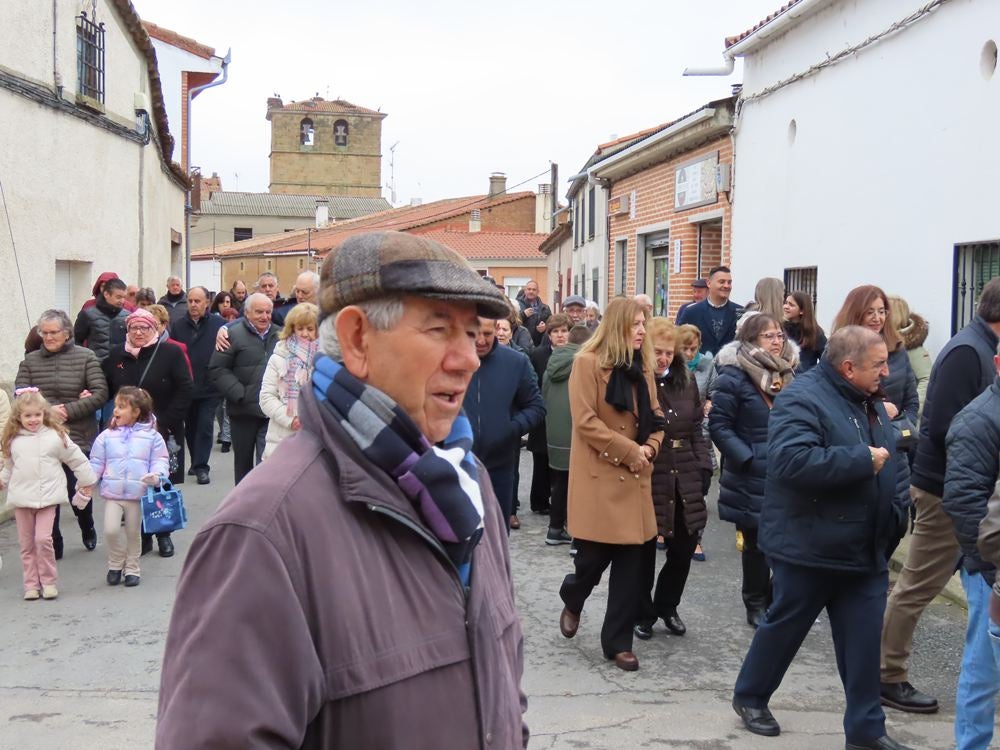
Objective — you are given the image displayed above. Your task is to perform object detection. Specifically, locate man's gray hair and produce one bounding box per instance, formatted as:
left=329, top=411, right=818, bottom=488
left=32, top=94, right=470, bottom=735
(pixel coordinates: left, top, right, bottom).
left=320, top=297, right=406, bottom=361
left=187, top=285, right=210, bottom=298
left=825, top=325, right=884, bottom=367
left=244, top=292, right=273, bottom=310
left=257, top=271, right=279, bottom=283
left=978, top=278, right=1000, bottom=323
left=36, top=309, right=73, bottom=337
left=166, top=275, right=182, bottom=284
left=298, top=271, right=320, bottom=286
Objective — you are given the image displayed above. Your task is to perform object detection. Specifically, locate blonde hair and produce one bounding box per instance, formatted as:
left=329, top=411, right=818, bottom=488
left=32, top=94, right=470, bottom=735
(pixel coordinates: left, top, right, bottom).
left=280, top=302, right=319, bottom=341
left=145, top=304, right=170, bottom=328
left=647, top=317, right=675, bottom=345
left=676, top=324, right=702, bottom=351
left=1, top=391, right=68, bottom=458
left=577, top=296, right=654, bottom=371
left=887, top=295, right=911, bottom=333
left=754, top=277, right=786, bottom=320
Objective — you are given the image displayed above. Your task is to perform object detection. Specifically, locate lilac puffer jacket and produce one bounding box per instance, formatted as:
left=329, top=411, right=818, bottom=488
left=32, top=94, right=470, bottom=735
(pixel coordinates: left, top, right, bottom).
left=89, top=420, right=169, bottom=500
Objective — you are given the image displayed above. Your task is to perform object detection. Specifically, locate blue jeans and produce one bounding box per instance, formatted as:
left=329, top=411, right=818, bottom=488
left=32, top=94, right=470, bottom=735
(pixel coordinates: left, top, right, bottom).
left=956, top=570, right=1000, bottom=750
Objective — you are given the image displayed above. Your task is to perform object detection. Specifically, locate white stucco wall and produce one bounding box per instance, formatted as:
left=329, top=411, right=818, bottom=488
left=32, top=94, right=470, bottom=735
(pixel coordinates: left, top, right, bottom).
left=730, top=0, right=1000, bottom=353
left=566, top=182, right=610, bottom=309
left=149, top=41, right=221, bottom=146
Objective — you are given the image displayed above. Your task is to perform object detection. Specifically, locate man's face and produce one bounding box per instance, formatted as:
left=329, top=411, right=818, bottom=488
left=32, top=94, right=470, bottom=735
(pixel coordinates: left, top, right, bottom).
left=167, top=278, right=183, bottom=295
left=257, top=276, right=278, bottom=301
left=126, top=285, right=139, bottom=304
left=187, top=288, right=208, bottom=320
left=844, top=342, right=890, bottom=395
left=566, top=304, right=585, bottom=324
left=363, top=298, right=481, bottom=443
left=709, top=272, right=732, bottom=303
left=294, top=274, right=317, bottom=304
left=549, top=326, right=570, bottom=347
left=246, top=298, right=273, bottom=332
left=692, top=286, right=708, bottom=302
left=476, top=318, right=497, bottom=358
left=523, top=282, right=539, bottom=302
left=103, top=288, right=126, bottom=310
left=233, top=282, right=247, bottom=301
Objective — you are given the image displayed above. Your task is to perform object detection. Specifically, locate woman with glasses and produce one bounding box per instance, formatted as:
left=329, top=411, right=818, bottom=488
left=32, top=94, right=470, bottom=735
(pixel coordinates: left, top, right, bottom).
left=710, top=314, right=799, bottom=627
left=832, top=285, right=919, bottom=506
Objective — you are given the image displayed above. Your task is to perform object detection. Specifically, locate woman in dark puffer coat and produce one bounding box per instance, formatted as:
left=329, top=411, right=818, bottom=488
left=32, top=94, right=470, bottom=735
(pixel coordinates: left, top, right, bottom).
left=635, top=319, right=712, bottom=640
left=709, top=313, right=799, bottom=628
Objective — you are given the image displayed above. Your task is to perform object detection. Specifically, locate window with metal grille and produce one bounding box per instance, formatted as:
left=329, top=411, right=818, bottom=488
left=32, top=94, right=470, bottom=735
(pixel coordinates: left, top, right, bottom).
left=76, top=12, right=105, bottom=104
left=588, top=187, right=596, bottom=239
left=614, top=240, right=627, bottom=296
left=953, top=241, right=1000, bottom=334
left=592, top=267, right=599, bottom=304
left=783, top=266, right=818, bottom=309
left=234, top=227, right=253, bottom=242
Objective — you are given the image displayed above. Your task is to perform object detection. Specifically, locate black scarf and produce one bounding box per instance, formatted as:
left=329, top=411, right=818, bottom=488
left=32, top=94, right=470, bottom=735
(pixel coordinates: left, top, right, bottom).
left=605, top=351, right=664, bottom=445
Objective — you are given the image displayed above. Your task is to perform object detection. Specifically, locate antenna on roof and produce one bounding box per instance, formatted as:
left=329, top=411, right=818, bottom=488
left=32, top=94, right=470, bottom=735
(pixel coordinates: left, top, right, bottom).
left=385, top=141, right=400, bottom=206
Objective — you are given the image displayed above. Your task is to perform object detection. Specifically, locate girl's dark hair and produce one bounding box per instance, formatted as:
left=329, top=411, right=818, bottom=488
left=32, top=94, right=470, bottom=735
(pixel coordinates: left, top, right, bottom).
left=211, top=291, right=232, bottom=313
left=788, top=291, right=823, bottom=349
left=738, top=313, right=782, bottom=344
left=115, top=386, right=154, bottom=423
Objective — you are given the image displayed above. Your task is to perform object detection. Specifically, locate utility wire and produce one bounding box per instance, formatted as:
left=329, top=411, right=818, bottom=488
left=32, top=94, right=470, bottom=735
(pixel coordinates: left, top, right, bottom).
left=0, top=169, right=31, bottom=328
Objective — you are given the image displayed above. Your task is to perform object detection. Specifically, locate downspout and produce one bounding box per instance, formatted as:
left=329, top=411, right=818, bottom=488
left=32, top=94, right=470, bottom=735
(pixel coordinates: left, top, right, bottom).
left=184, top=49, right=231, bottom=287
left=52, top=0, right=62, bottom=94
left=682, top=54, right=735, bottom=77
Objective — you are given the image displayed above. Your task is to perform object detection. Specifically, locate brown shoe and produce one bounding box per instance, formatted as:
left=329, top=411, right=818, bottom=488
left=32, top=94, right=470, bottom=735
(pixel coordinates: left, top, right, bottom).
left=559, top=607, right=580, bottom=638
left=509, top=515, right=521, bottom=529
left=612, top=651, right=639, bottom=671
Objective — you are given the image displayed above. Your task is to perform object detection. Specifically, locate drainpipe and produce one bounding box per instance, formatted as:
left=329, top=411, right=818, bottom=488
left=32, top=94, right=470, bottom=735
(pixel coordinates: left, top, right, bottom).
left=184, top=49, right=231, bottom=287
left=52, top=0, right=63, bottom=94
left=682, top=54, right=735, bottom=77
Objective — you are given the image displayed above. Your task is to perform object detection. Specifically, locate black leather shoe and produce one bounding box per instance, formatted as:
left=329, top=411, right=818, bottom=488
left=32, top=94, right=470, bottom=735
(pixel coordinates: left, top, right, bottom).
left=879, top=681, right=938, bottom=714
left=82, top=526, right=97, bottom=551
left=633, top=622, right=653, bottom=640
left=187, top=466, right=197, bottom=476
left=747, top=608, right=765, bottom=629
left=140, top=535, right=153, bottom=556
left=123, top=575, right=140, bottom=587
left=846, top=734, right=914, bottom=750
left=220, top=441, right=231, bottom=453
left=196, top=469, right=210, bottom=485
left=157, top=536, right=175, bottom=558
left=106, top=570, right=122, bottom=586
left=732, top=699, right=780, bottom=737
left=663, top=611, right=686, bottom=636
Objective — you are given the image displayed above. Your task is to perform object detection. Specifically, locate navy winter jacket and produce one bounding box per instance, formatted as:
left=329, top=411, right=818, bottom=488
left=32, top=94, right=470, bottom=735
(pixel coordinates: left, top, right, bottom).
left=709, top=349, right=773, bottom=529
left=677, top=299, right=743, bottom=356
left=171, top=313, right=226, bottom=400
left=881, top=346, right=920, bottom=505
left=463, top=339, right=545, bottom=471
left=760, top=359, right=908, bottom=573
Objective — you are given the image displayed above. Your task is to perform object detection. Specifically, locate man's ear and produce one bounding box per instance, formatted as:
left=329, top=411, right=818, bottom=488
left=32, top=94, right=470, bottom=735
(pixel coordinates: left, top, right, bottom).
left=334, top=306, right=370, bottom=380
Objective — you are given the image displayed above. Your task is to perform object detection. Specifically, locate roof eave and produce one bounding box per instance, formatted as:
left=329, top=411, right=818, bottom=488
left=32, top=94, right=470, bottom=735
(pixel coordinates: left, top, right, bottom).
left=725, top=0, right=835, bottom=57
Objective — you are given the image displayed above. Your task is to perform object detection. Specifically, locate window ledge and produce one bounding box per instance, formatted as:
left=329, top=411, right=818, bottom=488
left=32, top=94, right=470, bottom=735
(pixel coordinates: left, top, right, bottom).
left=75, top=93, right=105, bottom=114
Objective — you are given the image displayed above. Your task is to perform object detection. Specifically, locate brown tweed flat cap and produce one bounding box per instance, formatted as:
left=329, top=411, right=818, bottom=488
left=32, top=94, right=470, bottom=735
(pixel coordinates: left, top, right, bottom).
left=319, top=231, right=511, bottom=318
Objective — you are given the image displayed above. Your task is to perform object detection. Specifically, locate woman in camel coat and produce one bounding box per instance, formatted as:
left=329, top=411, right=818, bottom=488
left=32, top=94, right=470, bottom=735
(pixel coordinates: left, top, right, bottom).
left=558, top=297, right=664, bottom=672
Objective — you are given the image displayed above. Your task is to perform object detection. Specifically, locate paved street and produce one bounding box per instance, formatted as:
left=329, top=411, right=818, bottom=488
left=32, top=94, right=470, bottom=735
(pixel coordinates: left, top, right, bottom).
left=0, top=448, right=965, bottom=749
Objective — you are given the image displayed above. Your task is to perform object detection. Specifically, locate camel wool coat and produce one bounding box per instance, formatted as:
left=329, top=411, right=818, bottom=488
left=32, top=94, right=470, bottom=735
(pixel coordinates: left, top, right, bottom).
left=566, top=350, right=664, bottom=545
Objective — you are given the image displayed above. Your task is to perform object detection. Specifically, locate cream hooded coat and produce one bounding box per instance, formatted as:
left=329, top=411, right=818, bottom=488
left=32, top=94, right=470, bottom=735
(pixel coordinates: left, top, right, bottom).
left=1, top=425, right=96, bottom=509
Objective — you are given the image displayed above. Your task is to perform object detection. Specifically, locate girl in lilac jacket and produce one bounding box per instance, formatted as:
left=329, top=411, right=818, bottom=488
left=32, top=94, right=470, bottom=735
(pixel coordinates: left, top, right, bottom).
left=89, top=387, right=169, bottom=588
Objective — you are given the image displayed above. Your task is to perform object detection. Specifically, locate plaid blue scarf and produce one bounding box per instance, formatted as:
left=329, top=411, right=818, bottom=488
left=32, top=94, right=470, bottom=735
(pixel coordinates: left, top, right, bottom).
left=312, top=355, right=485, bottom=582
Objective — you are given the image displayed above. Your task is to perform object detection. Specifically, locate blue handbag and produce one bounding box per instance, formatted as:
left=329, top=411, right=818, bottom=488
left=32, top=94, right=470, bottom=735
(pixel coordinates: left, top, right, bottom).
left=141, top=482, right=188, bottom=535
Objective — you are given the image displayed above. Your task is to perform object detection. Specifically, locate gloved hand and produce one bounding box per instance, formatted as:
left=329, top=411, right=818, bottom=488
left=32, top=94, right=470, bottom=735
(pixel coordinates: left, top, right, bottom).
left=140, top=473, right=161, bottom=487
left=701, top=469, right=713, bottom=497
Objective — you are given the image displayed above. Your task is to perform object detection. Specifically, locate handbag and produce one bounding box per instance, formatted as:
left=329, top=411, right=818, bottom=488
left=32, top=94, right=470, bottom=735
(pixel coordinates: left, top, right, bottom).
left=891, top=414, right=918, bottom=451
left=141, top=481, right=188, bottom=535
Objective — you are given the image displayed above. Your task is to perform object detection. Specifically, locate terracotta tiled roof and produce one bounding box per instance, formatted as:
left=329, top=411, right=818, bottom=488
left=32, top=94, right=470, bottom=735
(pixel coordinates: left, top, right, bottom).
left=276, top=97, right=384, bottom=117
left=419, top=230, right=548, bottom=261
left=193, top=191, right=537, bottom=259
left=538, top=223, right=572, bottom=256
left=596, top=125, right=665, bottom=152
left=725, top=0, right=805, bottom=49
left=142, top=21, right=215, bottom=59
left=198, top=192, right=390, bottom=219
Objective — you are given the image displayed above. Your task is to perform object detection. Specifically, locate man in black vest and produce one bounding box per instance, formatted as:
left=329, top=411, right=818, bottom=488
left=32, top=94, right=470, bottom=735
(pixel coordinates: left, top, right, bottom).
left=880, top=277, right=1000, bottom=713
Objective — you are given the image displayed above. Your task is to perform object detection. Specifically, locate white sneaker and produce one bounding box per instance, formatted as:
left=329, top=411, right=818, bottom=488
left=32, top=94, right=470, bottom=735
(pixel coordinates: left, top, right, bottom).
left=23, top=589, right=40, bottom=601
left=41, top=585, right=58, bottom=600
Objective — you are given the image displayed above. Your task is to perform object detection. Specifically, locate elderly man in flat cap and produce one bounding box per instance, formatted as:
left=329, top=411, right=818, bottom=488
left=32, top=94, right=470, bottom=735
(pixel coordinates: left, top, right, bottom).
left=157, top=232, right=528, bottom=749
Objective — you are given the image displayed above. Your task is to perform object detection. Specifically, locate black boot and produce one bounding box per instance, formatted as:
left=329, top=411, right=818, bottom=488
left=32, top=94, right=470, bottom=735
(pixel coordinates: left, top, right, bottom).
left=157, top=534, right=175, bottom=558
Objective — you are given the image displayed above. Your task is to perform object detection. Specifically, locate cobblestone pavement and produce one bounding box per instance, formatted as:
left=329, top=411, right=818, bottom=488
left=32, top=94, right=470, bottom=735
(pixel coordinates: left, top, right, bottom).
left=0, top=448, right=965, bottom=748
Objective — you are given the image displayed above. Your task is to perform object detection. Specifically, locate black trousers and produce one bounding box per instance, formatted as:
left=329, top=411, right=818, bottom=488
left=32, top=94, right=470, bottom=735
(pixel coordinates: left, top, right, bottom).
left=185, top=396, right=219, bottom=473
left=559, top=539, right=647, bottom=656
left=230, top=414, right=268, bottom=485
left=739, top=525, right=771, bottom=612
left=529, top=450, right=551, bottom=512
left=548, top=469, right=568, bottom=531
left=637, top=501, right=698, bottom=626
left=53, top=461, right=95, bottom=550
left=734, top=559, right=888, bottom=744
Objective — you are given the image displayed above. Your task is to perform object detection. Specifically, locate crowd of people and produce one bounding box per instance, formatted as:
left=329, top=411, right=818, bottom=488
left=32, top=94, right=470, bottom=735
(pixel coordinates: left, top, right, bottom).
left=2, top=233, right=999, bottom=749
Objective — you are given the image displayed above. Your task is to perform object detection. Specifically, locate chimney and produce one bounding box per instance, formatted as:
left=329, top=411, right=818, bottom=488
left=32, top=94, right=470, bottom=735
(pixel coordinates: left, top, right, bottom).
left=191, top=167, right=202, bottom=212
left=469, top=208, right=481, bottom=233
left=488, top=172, right=507, bottom=200
left=315, top=198, right=329, bottom=228
left=410, top=197, right=423, bottom=207
left=535, top=184, right=551, bottom=234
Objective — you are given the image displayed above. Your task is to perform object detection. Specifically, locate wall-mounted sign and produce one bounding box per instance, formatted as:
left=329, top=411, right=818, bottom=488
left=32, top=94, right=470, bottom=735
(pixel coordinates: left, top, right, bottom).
left=675, top=152, right=719, bottom=211
left=673, top=239, right=682, bottom=274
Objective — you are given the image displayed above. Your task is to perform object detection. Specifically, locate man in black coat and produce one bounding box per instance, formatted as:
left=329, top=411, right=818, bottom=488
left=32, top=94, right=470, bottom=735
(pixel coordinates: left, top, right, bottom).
left=677, top=266, right=742, bottom=355
left=881, top=277, right=1000, bottom=713
left=171, top=286, right=225, bottom=485
left=732, top=326, right=911, bottom=750
left=516, top=280, right=552, bottom=347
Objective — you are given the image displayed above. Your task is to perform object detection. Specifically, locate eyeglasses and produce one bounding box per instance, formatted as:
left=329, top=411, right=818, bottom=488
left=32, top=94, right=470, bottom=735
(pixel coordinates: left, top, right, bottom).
left=864, top=308, right=887, bottom=318
left=759, top=332, right=786, bottom=342
left=37, top=329, right=66, bottom=337
left=128, top=324, right=155, bottom=333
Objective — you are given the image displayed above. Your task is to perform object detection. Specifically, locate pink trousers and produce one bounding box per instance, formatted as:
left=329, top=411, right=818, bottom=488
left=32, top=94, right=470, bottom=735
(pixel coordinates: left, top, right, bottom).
left=15, top=506, right=58, bottom=592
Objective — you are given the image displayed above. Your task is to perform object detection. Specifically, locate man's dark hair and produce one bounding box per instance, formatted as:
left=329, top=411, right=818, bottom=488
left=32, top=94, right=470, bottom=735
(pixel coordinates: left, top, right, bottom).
left=977, top=278, right=1000, bottom=323
left=708, top=266, right=731, bottom=279
left=103, top=278, right=127, bottom=295
left=568, top=324, right=592, bottom=345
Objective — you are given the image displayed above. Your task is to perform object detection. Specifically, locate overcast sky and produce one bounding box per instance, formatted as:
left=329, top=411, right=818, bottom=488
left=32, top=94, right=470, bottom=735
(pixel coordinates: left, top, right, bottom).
left=132, top=0, right=780, bottom=206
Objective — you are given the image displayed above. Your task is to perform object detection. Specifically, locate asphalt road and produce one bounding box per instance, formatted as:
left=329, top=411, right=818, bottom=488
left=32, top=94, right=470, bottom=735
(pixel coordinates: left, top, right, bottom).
left=0, top=447, right=966, bottom=749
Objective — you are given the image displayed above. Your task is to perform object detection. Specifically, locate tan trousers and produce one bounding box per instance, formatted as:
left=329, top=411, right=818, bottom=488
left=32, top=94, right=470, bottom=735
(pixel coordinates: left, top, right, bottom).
left=104, top=499, right=142, bottom=577
left=880, top=486, right=961, bottom=682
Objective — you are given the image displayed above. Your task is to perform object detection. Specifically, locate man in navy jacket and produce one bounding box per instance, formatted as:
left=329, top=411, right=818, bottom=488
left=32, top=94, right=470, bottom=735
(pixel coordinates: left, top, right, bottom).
left=677, top=266, right=743, bottom=355
left=463, top=318, right=545, bottom=529
left=732, top=326, right=911, bottom=750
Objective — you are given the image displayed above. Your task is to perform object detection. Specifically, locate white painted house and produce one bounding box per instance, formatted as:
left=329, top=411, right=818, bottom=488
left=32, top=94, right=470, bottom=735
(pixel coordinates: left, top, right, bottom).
left=700, top=0, right=1000, bottom=352
left=0, top=0, right=188, bottom=382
